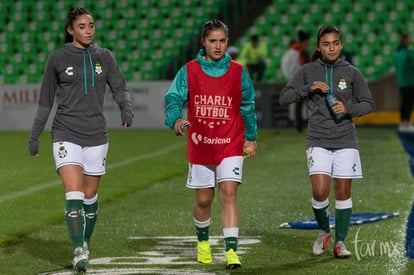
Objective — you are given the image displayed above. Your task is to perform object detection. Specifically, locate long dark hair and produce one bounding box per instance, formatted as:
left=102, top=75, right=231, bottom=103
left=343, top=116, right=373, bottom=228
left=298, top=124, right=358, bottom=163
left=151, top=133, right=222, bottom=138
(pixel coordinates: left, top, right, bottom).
left=65, top=7, right=92, bottom=43
left=200, top=19, right=228, bottom=45
left=312, top=26, right=342, bottom=61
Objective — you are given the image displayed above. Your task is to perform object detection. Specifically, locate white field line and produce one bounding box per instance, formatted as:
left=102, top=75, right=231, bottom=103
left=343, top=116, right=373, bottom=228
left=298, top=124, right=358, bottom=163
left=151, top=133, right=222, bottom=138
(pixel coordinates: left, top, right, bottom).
left=0, top=142, right=185, bottom=204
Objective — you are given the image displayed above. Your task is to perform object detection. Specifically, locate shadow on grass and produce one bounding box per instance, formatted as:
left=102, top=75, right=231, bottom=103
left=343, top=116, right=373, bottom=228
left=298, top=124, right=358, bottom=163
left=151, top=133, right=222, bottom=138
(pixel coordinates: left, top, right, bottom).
left=276, top=255, right=335, bottom=271
left=2, top=236, right=72, bottom=270
left=238, top=229, right=338, bottom=273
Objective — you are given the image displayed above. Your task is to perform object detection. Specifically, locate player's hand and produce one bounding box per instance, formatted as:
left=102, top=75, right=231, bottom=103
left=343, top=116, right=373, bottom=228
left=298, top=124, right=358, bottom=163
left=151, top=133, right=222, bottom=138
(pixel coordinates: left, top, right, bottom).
left=331, top=100, right=347, bottom=115
left=121, top=110, right=133, bottom=127
left=29, top=138, right=40, bottom=157
left=243, top=140, right=257, bottom=158
left=173, top=119, right=190, bottom=136
left=310, top=81, right=329, bottom=93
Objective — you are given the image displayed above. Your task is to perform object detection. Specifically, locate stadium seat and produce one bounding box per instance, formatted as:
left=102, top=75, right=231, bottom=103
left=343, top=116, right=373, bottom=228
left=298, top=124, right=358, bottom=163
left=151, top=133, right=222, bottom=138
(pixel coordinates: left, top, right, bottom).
left=1, top=0, right=414, bottom=84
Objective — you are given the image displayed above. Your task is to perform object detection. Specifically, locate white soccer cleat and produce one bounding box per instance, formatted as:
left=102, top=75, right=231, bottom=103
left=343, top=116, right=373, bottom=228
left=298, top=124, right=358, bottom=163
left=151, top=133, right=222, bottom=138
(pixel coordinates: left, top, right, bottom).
left=313, top=230, right=332, bottom=255
left=334, top=241, right=352, bottom=258
left=73, top=246, right=89, bottom=272
left=83, top=241, right=89, bottom=257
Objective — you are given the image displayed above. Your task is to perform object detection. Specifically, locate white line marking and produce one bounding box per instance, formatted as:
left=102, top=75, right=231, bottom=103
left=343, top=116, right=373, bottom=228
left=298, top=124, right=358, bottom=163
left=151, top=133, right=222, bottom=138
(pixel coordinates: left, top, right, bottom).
left=106, top=142, right=184, bottom=169
left=0, top=180, right=61, bottom=203
left=38, top=235, right=263, bottom=274
left=0, top=142, right=185, bottom=204
left=39, top=268, right=215, bottom=275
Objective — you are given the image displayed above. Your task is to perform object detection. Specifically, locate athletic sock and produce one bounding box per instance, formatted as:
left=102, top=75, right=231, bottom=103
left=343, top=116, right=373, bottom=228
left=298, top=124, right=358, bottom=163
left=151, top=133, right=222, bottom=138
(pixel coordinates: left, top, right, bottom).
left=65, top=191, right=85, bottom=249
left=84, top=194, right=99, bottom=245
left=335, top=198, right=352, bottom=242
left=223, top=227, right=239, bottom=251
left=311, top=198, right=330, bottom=233
left=194, top=217, right=211, bottom=241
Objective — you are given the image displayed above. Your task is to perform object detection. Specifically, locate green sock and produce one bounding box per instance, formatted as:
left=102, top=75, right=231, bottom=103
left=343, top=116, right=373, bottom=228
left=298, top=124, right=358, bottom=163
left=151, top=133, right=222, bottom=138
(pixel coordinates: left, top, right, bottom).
left=313, top=205, right=330, bottom=232
left=196, top=225, right=209, bottom=241
left=335, top=208, right=352, bottom=242
left=84, top=200, right=99, bottom=244
left=224, top=237, right=238, bottom=251
left=65, top=200, right=85, bottom=249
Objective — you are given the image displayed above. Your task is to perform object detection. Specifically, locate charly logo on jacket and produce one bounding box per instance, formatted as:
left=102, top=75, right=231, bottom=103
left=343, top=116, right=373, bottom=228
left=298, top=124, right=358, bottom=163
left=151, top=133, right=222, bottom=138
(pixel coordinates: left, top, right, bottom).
left=338, top=77, right=347, bottom=90
left=95, top=63, right=103, bottom=76
left=191, top=132, right=231, bottom=145
left=65, top=67, right=73, bottom=76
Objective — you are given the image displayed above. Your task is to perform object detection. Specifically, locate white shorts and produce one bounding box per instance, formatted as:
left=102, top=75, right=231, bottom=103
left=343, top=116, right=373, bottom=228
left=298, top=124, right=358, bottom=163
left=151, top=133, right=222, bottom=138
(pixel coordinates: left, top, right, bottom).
left=186, top=156, right=244, bottom=189
left=53, top=141, right=108, bottom=176
left=306, top=147, right=362, bottom=179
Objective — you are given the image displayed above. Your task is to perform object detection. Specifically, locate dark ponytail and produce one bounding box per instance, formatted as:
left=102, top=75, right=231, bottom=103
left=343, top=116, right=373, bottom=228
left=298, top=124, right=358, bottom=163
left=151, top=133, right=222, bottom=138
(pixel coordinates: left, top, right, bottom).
left=65, top=7, right=92, bottom=43
left=311, top=50, right=322, bottom=62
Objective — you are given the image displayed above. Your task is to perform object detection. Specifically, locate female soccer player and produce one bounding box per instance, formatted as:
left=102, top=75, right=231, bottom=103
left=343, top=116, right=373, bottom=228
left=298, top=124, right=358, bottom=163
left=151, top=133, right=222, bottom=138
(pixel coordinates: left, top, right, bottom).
left=164, top=19, right=257, bottom=269
left=279, top=26, right=374, bottom=258
left=28, top=7, right=133, bottom=272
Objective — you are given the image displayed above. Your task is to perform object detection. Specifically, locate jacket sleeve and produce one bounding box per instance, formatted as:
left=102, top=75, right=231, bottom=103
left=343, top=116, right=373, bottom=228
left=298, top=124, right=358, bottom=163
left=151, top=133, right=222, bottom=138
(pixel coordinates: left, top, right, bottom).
left=342, top=71, right=375, bottom=117
left=106, top=50, right=133, bottom=126
left=164, top=66, right=188, bottom=129
left=240, top=67, right=257, bottom=141
left=29, top=55, right=57, bottom=142
left=28, top=55, right=58, bottom=155
left=279, top=69, right=312, bottom=105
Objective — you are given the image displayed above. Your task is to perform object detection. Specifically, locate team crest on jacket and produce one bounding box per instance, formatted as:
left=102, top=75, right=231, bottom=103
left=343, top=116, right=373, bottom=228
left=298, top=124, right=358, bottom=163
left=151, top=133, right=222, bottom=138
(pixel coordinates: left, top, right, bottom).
left=95, top=63, right=103, bottom=76
left=338, top=77, right=347, bottom=90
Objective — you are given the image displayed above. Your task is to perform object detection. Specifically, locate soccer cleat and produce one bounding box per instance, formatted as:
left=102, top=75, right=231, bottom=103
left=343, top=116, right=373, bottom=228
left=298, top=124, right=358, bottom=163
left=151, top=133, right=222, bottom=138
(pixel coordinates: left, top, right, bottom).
left=334, top=241, right=352, bottom=258
left=197, top=240, right=212, bottom=264
left=72, top=246, right=89, bottom=273
left=312, top=230, right=332, bottom=255
left=225, top=248, right=241, bottom=269
left=83, top=241, right=89, bottom=257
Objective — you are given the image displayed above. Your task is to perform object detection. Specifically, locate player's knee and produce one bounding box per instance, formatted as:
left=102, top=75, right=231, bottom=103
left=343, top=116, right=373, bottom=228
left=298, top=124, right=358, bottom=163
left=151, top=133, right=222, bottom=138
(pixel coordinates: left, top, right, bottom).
left=196, top=198, right=213, bottom=209
left=312, top=191, right=329, bottom=202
